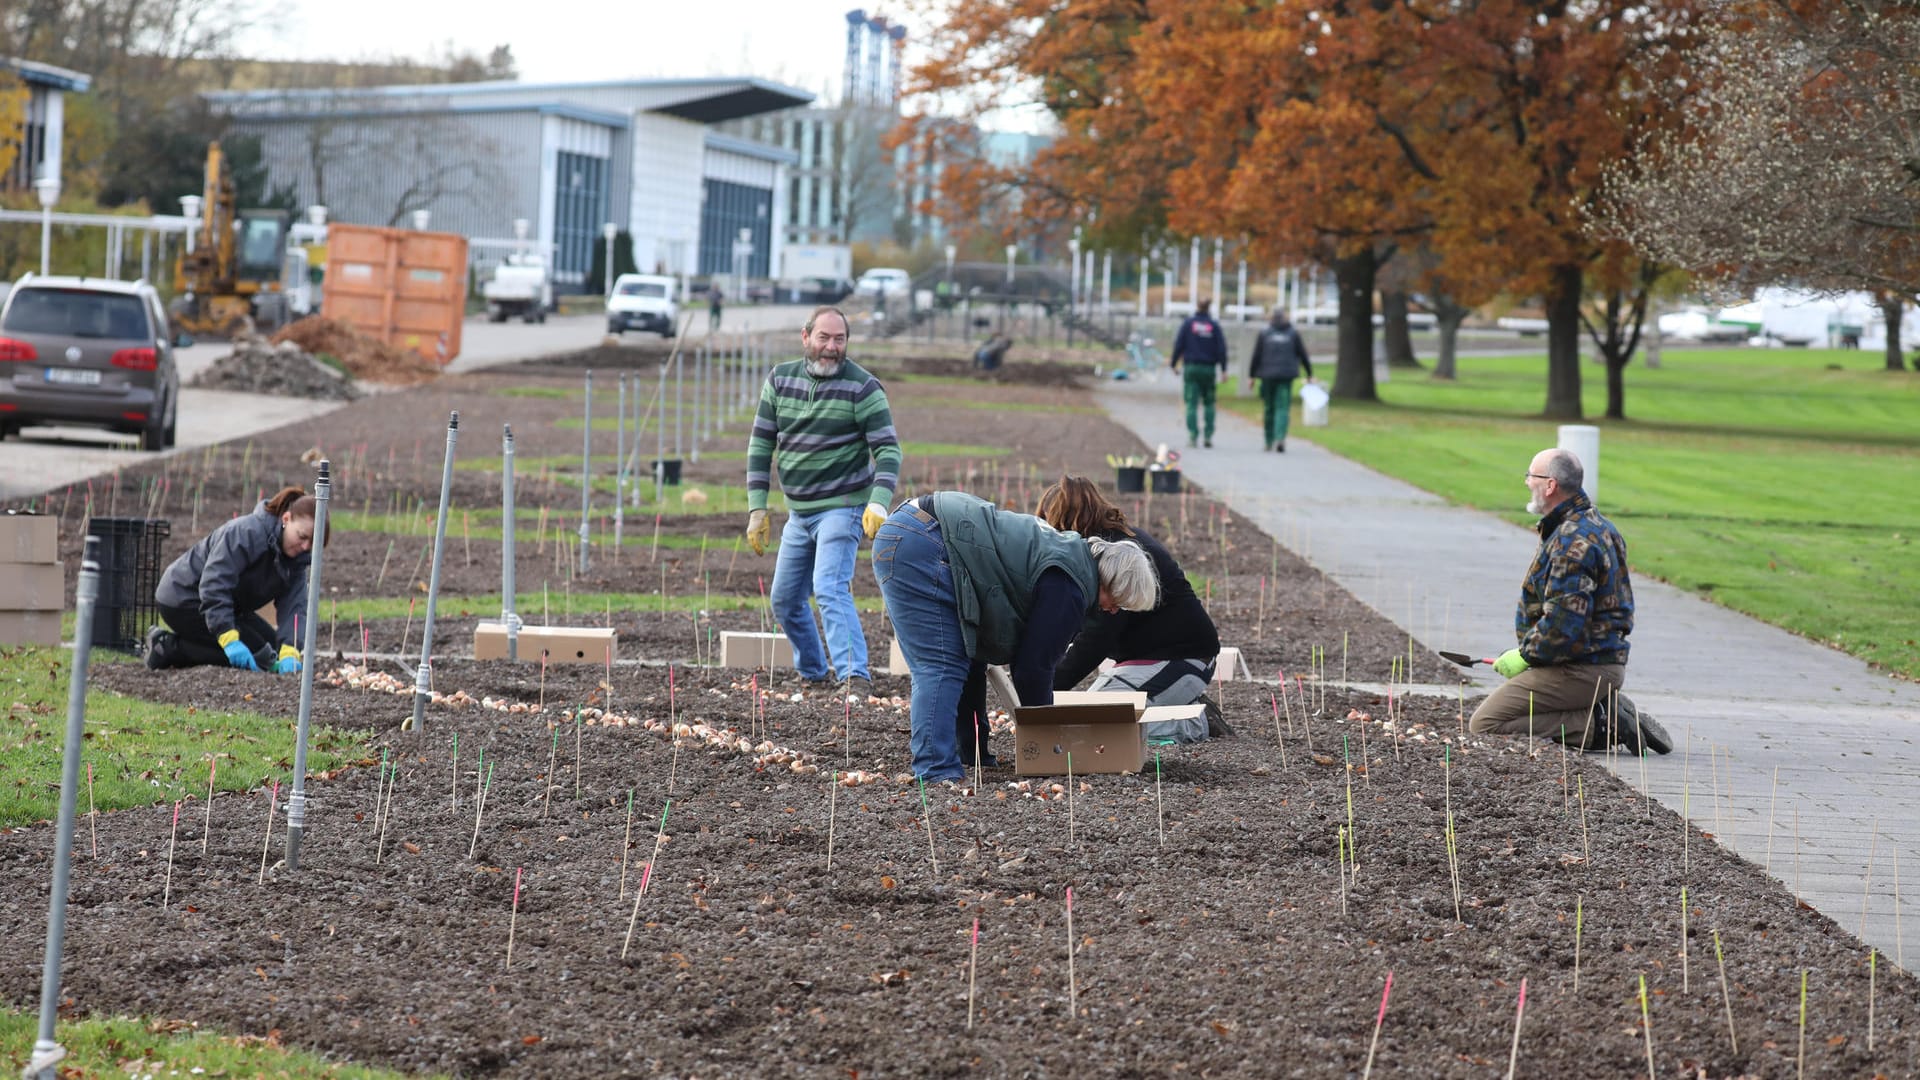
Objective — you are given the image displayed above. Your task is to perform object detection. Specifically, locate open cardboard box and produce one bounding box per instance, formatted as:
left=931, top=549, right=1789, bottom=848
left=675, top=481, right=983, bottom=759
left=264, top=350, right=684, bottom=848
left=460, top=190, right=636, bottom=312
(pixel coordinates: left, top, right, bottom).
left=1012, top=690, right=1206, bottom=776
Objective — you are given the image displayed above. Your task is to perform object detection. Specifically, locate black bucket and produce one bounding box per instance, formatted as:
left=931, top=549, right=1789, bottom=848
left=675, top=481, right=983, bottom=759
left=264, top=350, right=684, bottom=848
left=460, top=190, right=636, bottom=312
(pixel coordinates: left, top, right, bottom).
left=1114, top=466, right=1146, bottom=494
left=85, top=516, right=170, bottom=652
left=652, top=459, right=683, bottom=486
left=1149, top=469, right=1182, bottom=494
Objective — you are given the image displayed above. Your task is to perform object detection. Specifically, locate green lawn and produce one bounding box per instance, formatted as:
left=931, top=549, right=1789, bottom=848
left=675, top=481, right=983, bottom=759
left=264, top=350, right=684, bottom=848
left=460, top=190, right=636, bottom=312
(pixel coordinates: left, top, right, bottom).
left=1223, top=347, right=1920, bottom=677
left=0, top=1011, right=420, bottom=1078
left=0, top=646, right=369, bottom=828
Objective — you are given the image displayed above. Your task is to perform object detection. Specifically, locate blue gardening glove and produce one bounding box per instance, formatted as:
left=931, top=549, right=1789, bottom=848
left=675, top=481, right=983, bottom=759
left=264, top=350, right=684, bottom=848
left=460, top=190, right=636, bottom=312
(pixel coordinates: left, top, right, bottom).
left=218, top=629, right=259, bottom=671
left=275, top=644, right=302, bottom=675
left=1493, top=648, right=1530, bottom=678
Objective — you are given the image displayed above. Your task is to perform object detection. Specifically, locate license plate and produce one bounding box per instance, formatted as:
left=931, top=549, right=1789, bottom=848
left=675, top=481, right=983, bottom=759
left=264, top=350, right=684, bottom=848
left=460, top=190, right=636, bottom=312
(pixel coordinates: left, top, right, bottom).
left=45, top=367, right=101, bottom=386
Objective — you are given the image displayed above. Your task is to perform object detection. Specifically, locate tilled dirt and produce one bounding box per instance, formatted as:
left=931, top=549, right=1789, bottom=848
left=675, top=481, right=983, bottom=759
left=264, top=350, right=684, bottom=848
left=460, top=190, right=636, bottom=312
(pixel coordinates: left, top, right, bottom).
left=4, top=351, right=1912, bottom=1077
left=6, top=662, right=1915, bottom=1078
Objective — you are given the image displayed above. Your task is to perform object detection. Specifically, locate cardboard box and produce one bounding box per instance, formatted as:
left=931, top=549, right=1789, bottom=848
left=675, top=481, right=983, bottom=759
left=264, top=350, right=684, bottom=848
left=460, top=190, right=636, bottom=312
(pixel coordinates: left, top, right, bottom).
left=0, top=609, right=62, bottom=646
left=887, top=637, right=910, bottom=676
left=0, top=564, right=65, bottom=612
left=473, top=622, right=616, bottom=665
left=0, top=514, right=58, bottom=564
left=1015, top=692, right=1150, bottom=776
left=1214, top=646, right=1242, bottom=682
left=718, top=630, right=794, bottom=670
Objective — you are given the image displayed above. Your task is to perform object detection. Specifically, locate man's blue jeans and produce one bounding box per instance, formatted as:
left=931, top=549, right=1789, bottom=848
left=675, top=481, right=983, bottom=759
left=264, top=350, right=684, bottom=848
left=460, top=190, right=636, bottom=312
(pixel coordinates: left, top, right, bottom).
left=870, top=506, right=969, bottom=782
left=770, top=506, right=869, bottom=682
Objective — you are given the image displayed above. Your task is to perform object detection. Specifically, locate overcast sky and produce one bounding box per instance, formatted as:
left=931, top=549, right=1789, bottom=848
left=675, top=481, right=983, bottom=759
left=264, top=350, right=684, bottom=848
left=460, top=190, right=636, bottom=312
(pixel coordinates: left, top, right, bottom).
left=237, top=0, right=1042, bottom=129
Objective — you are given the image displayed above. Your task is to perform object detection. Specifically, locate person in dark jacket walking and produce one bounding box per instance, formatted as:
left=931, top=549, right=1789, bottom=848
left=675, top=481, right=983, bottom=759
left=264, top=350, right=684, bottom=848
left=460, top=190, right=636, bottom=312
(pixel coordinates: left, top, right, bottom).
left=1468, top=448, right=1672, bottom=754
left=708, top=286, right=724, bottom=333
left=871, top=491, right=1158, bottom=783
left=1245, top=308, right=1315, bottom=451
left=145, top=485, right=321, bottom=673
left=1170, top=298, right=1229, bottom=447
left=1037, top=476, right=1220, bottom=714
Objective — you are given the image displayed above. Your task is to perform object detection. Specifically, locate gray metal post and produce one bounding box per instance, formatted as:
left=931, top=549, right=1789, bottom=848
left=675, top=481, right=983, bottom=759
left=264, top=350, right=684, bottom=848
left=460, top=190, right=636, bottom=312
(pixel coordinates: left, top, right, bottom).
left=285, top=460, right=331, bottom=869
left=614, top=372, right=626, bottom=549
left=26, top=538, right=99, bottom=1080
left=673, top=349, right=684, bottom=457
left=406, top=415, right=458, bottom=733
left=692, top=344, right=704, bottom=464
left=578, top=370, right=592, bottom=574
left=502, top=425, right=519, bottom=663
left=654, top=359, right=668, bottom=504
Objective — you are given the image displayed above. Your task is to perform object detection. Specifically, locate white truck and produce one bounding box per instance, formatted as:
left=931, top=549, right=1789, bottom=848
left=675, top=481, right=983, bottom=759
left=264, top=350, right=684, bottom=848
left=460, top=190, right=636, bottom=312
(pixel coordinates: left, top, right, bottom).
left=776, top=244, right=854, bottom=304
left=483, top=254, right=552, bottom=323
left=607, top=273, right=679, bottom=337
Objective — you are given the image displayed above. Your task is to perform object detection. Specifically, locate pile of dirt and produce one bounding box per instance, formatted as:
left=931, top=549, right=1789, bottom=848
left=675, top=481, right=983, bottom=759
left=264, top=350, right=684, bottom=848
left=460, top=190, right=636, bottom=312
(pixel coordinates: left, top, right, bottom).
left=271, top=316, right=442, bottom=387
left=187, top=334, right=362, bottom=400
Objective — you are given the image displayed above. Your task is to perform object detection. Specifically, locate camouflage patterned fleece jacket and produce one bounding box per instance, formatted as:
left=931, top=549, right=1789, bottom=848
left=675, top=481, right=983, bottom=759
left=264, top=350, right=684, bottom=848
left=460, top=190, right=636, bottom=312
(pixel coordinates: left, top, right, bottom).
left=1513, top=490, right=1634, bottom=666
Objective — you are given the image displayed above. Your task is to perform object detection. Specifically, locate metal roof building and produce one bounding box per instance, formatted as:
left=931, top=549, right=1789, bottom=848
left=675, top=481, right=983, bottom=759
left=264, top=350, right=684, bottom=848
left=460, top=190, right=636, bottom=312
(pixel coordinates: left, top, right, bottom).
left=205, top=77, right=809, bottom=290
left=3, top=57, right=92, bottom=194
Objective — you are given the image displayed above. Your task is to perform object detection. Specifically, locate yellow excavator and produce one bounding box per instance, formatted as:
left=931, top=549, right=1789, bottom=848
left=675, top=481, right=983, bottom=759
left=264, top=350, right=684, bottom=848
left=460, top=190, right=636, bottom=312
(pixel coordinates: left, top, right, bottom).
left=171, top=141, right=292, bottom=336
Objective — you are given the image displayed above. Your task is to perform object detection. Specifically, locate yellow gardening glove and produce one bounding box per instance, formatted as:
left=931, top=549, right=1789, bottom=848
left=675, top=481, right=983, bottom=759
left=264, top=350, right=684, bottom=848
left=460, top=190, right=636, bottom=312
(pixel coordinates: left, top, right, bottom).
left=862, top=502, right=888, bottom=540
left=1493, top=648, right=1530, bottom=678
left=746, top=509, right=771, bottom=555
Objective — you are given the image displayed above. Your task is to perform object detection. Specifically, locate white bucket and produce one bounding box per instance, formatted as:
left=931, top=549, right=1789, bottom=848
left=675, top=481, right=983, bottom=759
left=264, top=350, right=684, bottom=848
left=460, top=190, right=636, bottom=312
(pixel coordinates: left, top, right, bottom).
left=1300, top=382, right=1330, bottom=427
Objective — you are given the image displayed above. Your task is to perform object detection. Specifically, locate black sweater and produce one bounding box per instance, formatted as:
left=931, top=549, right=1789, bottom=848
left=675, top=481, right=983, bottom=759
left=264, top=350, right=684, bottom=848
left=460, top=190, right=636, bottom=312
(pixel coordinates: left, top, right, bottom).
left=1053, top=527, right=1220, bottom=689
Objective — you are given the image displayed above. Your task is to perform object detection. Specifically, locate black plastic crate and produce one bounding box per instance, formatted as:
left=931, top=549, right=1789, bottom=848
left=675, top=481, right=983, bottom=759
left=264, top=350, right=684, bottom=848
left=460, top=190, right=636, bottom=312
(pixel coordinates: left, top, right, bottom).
left=85, top=517, right=170, bottom=652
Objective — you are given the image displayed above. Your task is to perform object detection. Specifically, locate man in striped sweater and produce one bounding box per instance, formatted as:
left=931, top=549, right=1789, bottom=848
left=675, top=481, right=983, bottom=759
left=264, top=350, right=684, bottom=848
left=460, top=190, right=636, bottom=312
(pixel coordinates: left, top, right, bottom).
left=745, top=306, right=902, bottom=699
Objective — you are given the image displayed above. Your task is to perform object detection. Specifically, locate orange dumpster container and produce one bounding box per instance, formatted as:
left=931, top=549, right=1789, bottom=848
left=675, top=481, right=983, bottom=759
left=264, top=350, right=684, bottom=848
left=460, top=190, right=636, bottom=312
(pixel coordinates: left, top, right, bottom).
left=320, top=224, right=469, bottom=365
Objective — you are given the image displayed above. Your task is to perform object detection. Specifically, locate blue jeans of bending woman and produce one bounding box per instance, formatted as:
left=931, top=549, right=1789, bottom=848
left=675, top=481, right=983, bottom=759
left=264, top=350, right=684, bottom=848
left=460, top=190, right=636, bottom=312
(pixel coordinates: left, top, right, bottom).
left=769, top=506, right=870, bottom=682
left=870, top=505, right=971, bottom=782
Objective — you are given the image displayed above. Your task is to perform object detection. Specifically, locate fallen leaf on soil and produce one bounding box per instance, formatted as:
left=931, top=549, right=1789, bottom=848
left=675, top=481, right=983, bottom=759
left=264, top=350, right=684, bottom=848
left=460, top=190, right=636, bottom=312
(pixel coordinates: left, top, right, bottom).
left=1210, top=1021, right=1233, bottom=1036
left=403, top=842, right=421, bottom=854
left=1311, top=754, right=1335, bottom=766
left=880, top=875, right=897, bottom=889
left=522, top=1035, right=542, bottom=1045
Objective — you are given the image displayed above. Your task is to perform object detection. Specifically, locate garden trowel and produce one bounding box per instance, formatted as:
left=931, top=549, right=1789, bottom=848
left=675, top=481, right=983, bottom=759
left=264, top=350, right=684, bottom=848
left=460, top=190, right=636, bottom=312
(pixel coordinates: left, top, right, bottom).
left=1439, top=651, right=1496, bottom=669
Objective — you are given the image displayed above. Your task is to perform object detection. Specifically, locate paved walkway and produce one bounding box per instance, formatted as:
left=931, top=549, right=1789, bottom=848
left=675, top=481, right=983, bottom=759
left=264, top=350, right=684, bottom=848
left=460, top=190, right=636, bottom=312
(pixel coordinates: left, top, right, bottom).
left=1097, top=373, right=1920, bottom=967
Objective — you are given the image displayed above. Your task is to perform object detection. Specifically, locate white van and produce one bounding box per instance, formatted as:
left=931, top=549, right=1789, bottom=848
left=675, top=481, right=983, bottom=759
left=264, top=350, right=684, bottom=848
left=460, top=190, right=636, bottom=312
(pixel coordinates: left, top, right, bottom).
left=607, top=274, right=679, bottom=337
left=854, top=267, right=911, bottom=301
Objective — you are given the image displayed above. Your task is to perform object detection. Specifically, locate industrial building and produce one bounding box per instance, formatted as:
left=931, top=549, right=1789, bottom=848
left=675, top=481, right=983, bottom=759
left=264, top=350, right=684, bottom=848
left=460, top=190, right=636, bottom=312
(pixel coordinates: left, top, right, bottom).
left=205, top=76, right=809, bottom=291
left=3, top=57, right=91, bottom=194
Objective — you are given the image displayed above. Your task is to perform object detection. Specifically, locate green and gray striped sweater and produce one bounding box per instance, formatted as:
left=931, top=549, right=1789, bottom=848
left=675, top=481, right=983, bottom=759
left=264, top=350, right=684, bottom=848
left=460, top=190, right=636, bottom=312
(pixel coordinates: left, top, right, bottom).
left=746, top=359, right=902, bottom=513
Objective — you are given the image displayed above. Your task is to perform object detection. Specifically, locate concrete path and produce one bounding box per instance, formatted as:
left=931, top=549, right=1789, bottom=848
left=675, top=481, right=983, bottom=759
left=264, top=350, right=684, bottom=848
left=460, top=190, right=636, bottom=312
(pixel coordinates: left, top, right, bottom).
left=1096, top=373, right=1920, bottom=968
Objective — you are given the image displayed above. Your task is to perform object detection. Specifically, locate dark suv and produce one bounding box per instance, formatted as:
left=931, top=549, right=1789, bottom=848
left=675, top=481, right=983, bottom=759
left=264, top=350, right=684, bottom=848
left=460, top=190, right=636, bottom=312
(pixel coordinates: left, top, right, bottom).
left=0, top=275, right=180, bottom=450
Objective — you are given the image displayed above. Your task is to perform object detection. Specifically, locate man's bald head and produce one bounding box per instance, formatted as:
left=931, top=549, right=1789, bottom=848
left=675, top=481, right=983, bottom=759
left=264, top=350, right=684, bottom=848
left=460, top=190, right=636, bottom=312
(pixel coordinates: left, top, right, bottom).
left=1525, top=448, right=1584, bottom=516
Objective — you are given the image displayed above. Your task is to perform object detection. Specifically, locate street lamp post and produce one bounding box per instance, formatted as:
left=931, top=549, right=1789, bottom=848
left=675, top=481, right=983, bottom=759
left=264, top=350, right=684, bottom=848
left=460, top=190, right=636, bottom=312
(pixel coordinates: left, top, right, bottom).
left=411, top=209, right=431, bottom=231
left=180, top=195, right=203, bottom=257
left=604, top=223, right=619, bottom=300
left=35, top=176, right=61, bottom=276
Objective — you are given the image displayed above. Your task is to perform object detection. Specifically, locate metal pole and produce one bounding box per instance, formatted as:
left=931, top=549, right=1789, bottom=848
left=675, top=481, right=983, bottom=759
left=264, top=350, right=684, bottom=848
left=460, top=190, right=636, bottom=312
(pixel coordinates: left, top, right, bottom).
left=39, top=204, right=51, bottom=276
left=502, top=425, right=519, bottom=663
left=1237, top=258, right=1248, bottom=321
left=407, top=413, right=458, bottom=733
left=614, top=372, right=626, bottom=550
left=673, top=349, right=684, bottom=457
left=285, top=459, right=331, bottom=868
left=1102, top=252, right=1112, bottom=313
left=692, top=343, right=705, bottom=463
left=578, top=370, right=592, bottom=575
left=25, top=538, right=99, bottom=1080
left=654, top=359, right=668, bottom=504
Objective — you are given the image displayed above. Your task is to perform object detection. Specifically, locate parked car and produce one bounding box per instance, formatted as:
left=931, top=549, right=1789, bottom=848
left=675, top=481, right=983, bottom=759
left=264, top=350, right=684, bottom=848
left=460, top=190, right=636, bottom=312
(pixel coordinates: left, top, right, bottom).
left=607, top=274, right=679, bottom=337
left=0, top=274, right=182, bottom=450
left=855, top=267, right=912, bottom=301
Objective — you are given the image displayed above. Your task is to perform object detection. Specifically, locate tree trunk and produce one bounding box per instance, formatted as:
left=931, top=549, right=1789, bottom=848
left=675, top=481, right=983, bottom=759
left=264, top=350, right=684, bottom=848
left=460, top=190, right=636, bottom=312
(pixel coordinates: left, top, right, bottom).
left=1432, top=311, right=1464, bottom=379
left=1543, top=262, right=1584, bottom=418
left=1878, top=293, right=1906, bottom=371
left=1604, top=353, right=1628, bottom=420
left=1331, top=249, right=1379, bottom=401
left=1381, top=290, right=1421, bottom=368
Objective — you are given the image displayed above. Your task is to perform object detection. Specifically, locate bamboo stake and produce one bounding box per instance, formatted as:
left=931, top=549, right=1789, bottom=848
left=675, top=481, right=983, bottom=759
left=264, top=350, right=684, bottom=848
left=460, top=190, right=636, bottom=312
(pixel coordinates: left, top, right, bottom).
left=1681, top=885, right=1690, bottom=992
left=618, top=789, right=635, bottom=899
left=258, top=780, right=278, bottom=884
left=1361, top=971, right=1392, bottom=1080
left=1154, top=751, right=1164, bottom=847
left=468, top=762, right=494, bottom=859
left=543, top=724, right=560, bottom=820
left=1868, top=947, right=1876, bottom=1052
left=1797, top=969, right=1808, bottom=1080
left=918, top=776, right=939, bottom=874
left=1893, top=842, right=1904, bottom=968
left=505, top=867, right=523, bottom=969
left=1505, top=978, right=1527, bottom=1080
left=1860, top=818, right=1878, bottom=937
left=450, top=733, right=459, bottom=811
left=1638, top=973, right=1656, bottom=1080
left=967, top=914, right=983, bottom=1022
left=161, top=800, right=181, bottom=909
left=1765, top=766, right=1780, bottom=870
left=1067, top=752, right=1075, bottom=847
left=574, top=710, right=584, bottom=799
left=1794, top=807, right=1802, bottom=906
left=1337, top=826, right=1349, bottom=916
left=1573, top=895, right=1583, bottom=993
left=1065, top=886, right=1077, bottom=1018
left=84, top=757, right=96, bottom=857
left=826, top=772, right=838, bottom=870
left=200, top=759, right=216, bottom=853
left=1714, top=929, right=1737, bottom=1055
left=376, top=757, right=398, bottom=864
left=1577, top=774, right=1590, bottom=868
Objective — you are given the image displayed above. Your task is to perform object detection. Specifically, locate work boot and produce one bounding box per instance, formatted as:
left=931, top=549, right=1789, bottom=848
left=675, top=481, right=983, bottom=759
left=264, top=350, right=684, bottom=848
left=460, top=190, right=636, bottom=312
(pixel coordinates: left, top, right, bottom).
left=845, top=675, right=872, bottom=703
left=1187, top=435, right=1198, bottom=448
left=1275, top=440, right=1286, bottom=452
left=143, top=625, right=175, bottom=671
left=1203, top=437, right=1213, bottom=448
left=1594, top=693, right=1673, bottom=756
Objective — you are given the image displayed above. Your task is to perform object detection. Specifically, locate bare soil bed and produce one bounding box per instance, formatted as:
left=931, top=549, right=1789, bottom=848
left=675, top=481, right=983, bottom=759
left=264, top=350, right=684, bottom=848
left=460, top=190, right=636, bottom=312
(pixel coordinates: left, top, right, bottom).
left=2, top=346, right=1914, bottom=1077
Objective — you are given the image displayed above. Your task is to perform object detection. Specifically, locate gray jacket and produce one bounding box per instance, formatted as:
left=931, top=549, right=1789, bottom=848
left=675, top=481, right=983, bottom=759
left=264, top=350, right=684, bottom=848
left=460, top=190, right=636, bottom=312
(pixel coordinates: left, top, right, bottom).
left=1249, top=320, right=1312, bottom=380
left=155, top=502, right=310, bottom=648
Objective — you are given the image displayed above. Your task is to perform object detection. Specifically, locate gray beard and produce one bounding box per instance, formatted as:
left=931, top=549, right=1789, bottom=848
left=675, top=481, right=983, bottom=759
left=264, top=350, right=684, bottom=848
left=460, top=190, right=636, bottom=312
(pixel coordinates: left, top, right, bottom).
left=1526, top=494, right=1545, bottom=516
left=805, top=356, right=844, bottom=378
